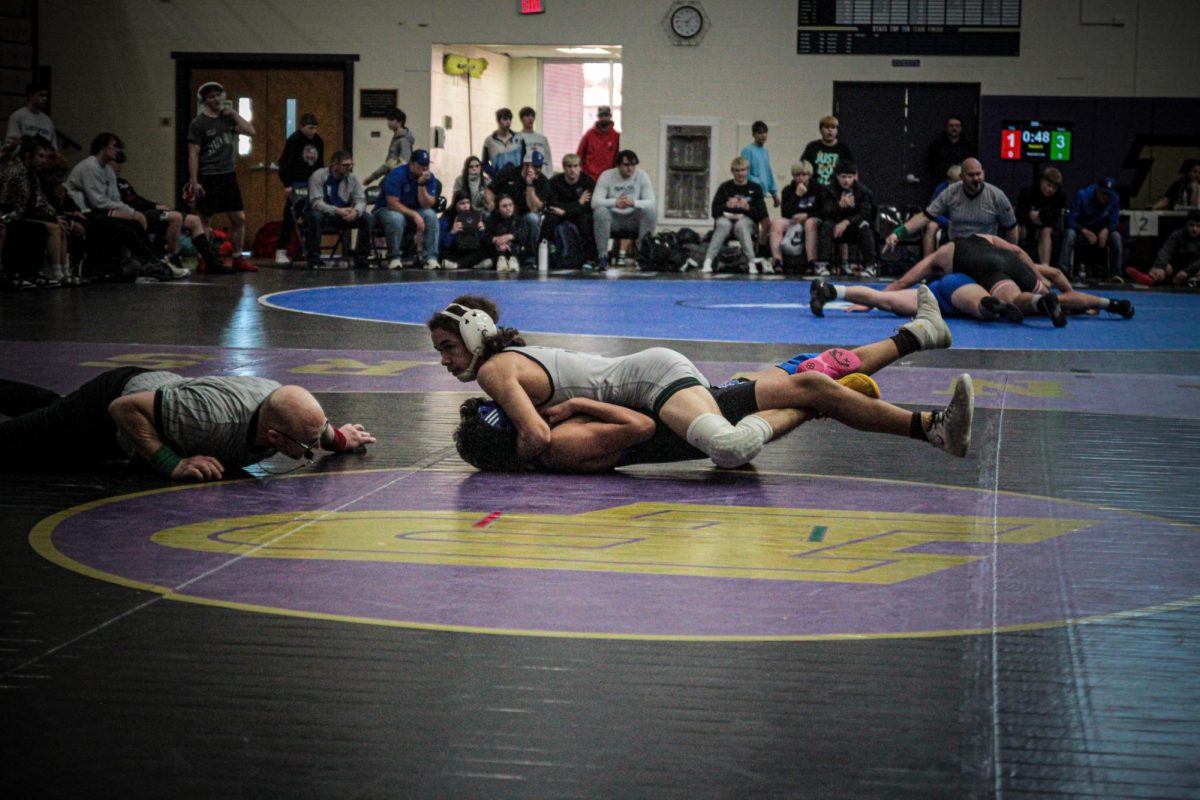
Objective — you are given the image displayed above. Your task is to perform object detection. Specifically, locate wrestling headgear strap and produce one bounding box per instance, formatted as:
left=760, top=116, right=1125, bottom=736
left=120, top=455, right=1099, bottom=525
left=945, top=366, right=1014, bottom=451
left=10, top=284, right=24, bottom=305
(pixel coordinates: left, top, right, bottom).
left=437, top=304, right=498, bottom=382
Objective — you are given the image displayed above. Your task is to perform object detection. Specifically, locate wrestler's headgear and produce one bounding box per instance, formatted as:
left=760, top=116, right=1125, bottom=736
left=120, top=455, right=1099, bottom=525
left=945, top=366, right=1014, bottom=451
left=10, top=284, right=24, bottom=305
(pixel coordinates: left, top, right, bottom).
left=196, top=81, right=225, bottom=102
left=437, top=303, right=498, bottom=382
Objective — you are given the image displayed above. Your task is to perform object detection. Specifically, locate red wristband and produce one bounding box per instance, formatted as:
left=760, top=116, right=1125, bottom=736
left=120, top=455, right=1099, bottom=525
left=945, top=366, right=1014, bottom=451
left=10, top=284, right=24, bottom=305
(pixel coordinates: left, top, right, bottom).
left=331, top=426, right=347, bottom=452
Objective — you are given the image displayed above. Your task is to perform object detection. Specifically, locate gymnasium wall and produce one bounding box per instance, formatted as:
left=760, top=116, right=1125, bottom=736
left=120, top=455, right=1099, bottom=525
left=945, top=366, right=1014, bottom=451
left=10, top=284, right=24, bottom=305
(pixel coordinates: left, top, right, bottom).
left=36, top=0, right=1200, bottom=206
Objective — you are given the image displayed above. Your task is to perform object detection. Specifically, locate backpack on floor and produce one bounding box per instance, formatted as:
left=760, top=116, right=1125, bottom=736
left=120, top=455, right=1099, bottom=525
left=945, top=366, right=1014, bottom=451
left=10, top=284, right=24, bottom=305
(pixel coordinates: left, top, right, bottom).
left=717, top=242, right=750, bottom=273
left=637, top=232, right=684, bottom=270
left=550, top=221, right=585, bottom=270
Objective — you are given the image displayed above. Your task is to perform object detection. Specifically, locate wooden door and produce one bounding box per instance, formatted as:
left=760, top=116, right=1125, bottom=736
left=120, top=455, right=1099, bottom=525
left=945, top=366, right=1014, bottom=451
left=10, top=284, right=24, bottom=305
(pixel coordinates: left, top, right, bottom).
left=190, top=69, right=345, bottom=251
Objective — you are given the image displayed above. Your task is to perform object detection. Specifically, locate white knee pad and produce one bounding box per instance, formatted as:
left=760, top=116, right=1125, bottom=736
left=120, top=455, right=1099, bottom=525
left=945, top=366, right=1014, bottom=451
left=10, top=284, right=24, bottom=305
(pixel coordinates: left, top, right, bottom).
left=686, top=413, right=766, bottom=468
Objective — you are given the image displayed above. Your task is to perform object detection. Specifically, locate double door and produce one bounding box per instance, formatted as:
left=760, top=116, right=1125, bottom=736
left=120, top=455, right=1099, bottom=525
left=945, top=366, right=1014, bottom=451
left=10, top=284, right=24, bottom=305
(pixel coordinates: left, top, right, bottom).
left=833, top=82, right=980, bottom=211
left=187, top=69, right=345, bottom=244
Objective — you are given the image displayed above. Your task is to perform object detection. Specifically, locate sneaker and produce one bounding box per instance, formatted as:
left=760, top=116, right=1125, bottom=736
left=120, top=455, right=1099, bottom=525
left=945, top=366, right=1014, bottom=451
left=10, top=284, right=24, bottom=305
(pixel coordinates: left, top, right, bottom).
left=38, top=266, right=61, bottom=287
left=274, top=249, right=290, bottom=265
left=1124, top=266, right=1153, bottom=286
left=861, top=263, right=878, bottom=278
left=387, top=257, right=403, bottom=270
left=979, top=295, right=1023, bottom=324
left=582, top=261, right=596, bottom=272
left=900, top=284, right=953, bottom=349
left=701, top=258, right=713, bottom=274
left=442, top=259, right=458, bottom=270
left=160, top=257, right=190, bottom=279
left=424, top=257, right=440, bottom=271
left=1108, top=298, right=1135, bottom=319
left=925, top=374, right=974, bottom=457
left=759, top=258, right=775, bottom=275
left=1037, top=293, right=1067, bottom=328
left=809, top=278, right=836, bottom=317
left=747, top=259, right=758, bottom=275
left=232, top=256, right=258, bottom=273
left=596, top=256, right=609, bottom=270
left=679, top=258, right=696, bottom=273
left=811, top=261, right=831, bottom=277
left=476, top=258, right=495, bottom=271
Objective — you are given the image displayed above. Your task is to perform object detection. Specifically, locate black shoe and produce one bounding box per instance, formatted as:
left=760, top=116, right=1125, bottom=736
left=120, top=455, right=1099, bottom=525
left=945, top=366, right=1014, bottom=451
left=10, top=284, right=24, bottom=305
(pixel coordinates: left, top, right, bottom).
left=1108, top=298, right=1134, bottom=319
left=810, top=278, right=836, bottom=317
left=980, top=295, right=1024, bottom=323
left=1037, top=293, right=1067, bottom=327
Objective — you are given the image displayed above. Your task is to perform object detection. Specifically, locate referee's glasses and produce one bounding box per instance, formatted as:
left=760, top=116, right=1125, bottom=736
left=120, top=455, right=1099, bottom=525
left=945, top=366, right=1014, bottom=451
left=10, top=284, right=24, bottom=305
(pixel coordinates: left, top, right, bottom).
left=276, top=420, right=330, bottom=462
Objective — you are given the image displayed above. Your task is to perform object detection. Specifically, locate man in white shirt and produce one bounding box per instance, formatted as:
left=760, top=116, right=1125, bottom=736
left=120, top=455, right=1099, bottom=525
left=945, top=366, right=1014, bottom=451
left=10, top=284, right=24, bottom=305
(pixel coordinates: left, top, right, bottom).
left=5, top=83, right=56, bottom=149
left=591, top=149, right=657, bottom=268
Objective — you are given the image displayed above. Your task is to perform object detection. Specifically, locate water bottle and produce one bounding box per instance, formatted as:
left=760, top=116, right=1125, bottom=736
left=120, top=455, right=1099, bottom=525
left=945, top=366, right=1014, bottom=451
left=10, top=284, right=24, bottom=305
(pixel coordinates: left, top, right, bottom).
left=537, top=239, right=549, bottom=273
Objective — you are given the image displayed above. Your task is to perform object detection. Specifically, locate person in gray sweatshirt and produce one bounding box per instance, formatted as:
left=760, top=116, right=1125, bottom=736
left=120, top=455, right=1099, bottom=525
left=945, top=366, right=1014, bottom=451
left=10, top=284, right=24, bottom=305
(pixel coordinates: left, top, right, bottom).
left=591, top=149, right=656, bottom=267
left=66, top=132, right=142, bottom=226
left=364, top=107, right=415, bottom=186
left=305, top=150, right=372, bottom=268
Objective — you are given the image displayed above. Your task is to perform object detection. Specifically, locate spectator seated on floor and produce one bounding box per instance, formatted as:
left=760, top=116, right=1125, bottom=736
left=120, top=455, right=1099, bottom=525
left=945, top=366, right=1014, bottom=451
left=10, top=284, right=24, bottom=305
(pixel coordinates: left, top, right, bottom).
left=1152, top=160, right=1200, bottom=210
left=305, top=150, right=372, bottom=269
left=768, top=160, right=817, bottom=272
left=814, top=161, right=878, bottom=277
left=439, top=190, right=491, bottom=271
left=922, top=164, right=962, bottom=257
left=452, top=155, right=491, bottom=212
left=591, top=149, right=656, bottom=269
left=1060, top=176, right=1122, bottom=280
left=1015, top=166, right=1066, bottom=266
left=543, top=152, right=598, bottom=270
left=486, top=150, right=548, bottom=267
left=701, top=156, right=769, bottom=275
left=371, top=148, right=441, bottom=271
left=485, top=194, right=529, bottom=273
left=1126, top=209, right=1200, bottom=287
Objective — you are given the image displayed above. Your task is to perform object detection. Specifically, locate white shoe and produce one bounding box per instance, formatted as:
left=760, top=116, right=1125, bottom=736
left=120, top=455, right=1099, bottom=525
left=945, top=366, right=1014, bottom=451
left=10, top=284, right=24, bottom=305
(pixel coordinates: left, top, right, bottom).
left=387, top=257, right=403, bottom=270
left=160, top=257, right=190, bottom=279
left=701, top=258, right=713, bottom=274
left=477, top=258, right=494, bottom=270
left=274, top=249, right=290, bottom=265
left=759, top=258, right=775, bottom=275
left=680, top=258, right=697, bottom=273
left=900, top=284, right=953, bottom=350
left=424, top=257, right=440, bottom=270
left=442, top=259, right=458, bottom=270
left=504, top=256, right=518, bottom=272
left=747, top=259, right=759, bottom=275
left=925, top=374, right=974, bottom=457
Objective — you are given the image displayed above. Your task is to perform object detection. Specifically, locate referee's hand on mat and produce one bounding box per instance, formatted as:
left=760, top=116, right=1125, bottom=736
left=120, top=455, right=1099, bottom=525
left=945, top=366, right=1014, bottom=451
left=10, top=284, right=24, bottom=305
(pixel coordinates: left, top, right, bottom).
left=171, top=455, right=224, bottom=482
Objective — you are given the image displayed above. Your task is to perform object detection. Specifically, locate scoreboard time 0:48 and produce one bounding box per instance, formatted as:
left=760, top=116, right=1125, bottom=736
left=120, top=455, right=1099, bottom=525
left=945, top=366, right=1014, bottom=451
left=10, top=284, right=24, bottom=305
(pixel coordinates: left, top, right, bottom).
left=999, top=120, right=1072, bottom=162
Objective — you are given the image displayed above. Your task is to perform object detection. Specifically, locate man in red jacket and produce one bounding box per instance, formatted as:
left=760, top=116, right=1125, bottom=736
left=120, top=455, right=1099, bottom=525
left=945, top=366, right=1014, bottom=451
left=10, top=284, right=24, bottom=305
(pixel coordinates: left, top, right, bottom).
left=576, top=105, right=620, bottom=183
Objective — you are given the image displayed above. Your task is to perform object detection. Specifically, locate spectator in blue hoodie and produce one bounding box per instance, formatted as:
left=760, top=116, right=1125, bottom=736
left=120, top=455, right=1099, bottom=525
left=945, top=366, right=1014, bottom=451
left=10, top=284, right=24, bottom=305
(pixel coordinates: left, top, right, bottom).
left=1060, top=176, right=1122, bottom=279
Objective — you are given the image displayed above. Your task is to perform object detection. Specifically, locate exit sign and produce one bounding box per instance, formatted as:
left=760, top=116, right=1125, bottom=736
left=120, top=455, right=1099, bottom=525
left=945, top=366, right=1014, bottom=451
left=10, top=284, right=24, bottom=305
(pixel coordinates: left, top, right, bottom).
left=520, top=0, right=544, bottom=13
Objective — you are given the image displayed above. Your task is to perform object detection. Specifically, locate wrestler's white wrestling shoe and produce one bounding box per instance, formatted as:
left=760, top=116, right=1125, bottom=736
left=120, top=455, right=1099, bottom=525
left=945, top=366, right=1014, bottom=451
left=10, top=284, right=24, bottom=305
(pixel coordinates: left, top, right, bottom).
left=900, top=284, right=952, bottom=350
left=924, top=374, right=974, bottom=457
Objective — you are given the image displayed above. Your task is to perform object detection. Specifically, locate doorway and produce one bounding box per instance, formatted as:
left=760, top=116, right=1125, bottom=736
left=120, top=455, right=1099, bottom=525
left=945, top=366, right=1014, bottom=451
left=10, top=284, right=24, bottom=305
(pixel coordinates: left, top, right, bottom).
left=833, top=82, right=980, bottom=210
left=173, top=54, right=357, bottom=251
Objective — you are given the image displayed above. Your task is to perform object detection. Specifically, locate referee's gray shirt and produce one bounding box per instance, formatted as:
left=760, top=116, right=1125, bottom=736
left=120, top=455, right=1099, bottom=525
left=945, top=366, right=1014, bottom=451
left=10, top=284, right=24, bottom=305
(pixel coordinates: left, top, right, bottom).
left=116, top=371, right=281, bottom=467
left=926, top=182, right=1017, bottom=240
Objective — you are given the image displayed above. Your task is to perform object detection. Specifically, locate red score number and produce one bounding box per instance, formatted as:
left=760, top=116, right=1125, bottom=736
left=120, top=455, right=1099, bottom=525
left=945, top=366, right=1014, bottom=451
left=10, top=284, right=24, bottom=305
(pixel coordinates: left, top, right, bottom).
left=520, top=0, right=545, bottom=13
left=1000, top=129, right=1022, bottom=160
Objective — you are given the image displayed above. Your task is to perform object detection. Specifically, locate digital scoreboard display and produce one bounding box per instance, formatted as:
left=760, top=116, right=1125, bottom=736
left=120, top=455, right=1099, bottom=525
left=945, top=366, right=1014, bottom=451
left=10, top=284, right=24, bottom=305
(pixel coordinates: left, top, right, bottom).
left=999, top=120, right=1072, bottom=163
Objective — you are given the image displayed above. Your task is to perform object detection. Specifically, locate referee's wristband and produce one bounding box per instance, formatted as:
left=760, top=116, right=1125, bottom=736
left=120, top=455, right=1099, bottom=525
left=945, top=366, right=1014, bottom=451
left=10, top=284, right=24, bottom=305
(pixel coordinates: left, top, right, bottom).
left=149, top=445, right=182, bottom=477
left=892, top=226, right=907, bottom=239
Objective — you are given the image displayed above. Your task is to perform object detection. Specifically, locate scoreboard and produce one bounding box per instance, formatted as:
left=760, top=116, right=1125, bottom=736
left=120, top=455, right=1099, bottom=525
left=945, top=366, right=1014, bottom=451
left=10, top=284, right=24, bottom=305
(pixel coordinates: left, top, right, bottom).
left=1000, top=120, right=1072, bottom=162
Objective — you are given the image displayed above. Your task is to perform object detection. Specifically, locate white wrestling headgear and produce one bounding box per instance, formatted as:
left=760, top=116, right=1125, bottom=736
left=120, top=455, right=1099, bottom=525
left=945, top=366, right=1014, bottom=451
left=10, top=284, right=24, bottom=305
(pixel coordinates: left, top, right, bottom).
left=438, top=303, right=498, bottom=382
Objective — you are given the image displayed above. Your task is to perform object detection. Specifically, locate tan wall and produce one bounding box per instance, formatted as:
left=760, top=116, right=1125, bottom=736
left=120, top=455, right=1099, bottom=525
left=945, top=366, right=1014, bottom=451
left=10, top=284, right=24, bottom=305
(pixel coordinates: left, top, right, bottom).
left=38, top=0, right=1200, bottom=205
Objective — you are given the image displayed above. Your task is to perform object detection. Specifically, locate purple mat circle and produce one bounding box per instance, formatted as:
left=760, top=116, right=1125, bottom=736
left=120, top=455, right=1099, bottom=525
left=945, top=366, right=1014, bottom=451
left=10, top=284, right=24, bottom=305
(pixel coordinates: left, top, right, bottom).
left=32, top=470, right=1200, bottom=639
